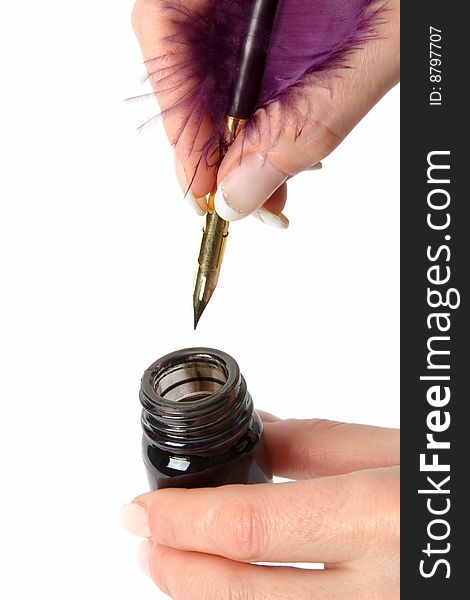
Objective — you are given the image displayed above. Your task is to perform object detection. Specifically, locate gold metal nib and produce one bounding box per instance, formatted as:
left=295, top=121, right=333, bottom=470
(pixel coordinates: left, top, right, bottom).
left=193, top=199, right=229, bottom=329
left=192, top=116, right=247, bottom=328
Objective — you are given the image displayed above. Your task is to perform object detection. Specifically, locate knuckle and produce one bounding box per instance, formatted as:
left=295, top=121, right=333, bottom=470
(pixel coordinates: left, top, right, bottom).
left=219, top=576, right=261, bottom=600
left=194, top=568, right=260, bottom=600
left=375, top=502, right=400, bottom=553
left=225, top=589, right=258, bottom=600
left=303, top=119, right=341, bottom=164
left=301, top=419, right=343, bottom=471
left=212, top=498, right=267, bottom=562
left=356, top=468, right=401, bottom=552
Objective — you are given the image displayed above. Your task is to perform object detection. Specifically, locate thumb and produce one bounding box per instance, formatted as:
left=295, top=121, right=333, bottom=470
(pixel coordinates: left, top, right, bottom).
left=215, top=2, right=399, bottom=222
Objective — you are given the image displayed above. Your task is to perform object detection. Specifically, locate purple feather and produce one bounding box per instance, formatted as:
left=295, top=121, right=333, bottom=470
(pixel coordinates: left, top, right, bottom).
left=261, top=0, right=379, bottom=103
left=145, top=0, right=381, bottom=161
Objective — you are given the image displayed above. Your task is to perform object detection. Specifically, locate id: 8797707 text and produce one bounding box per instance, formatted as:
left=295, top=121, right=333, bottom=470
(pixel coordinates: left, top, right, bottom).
left=429, top=26, right=443, bottom=107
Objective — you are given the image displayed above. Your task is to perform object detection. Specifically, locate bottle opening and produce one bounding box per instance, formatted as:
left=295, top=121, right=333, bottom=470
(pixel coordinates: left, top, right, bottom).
left=153, top=357, right=228, bottom=403
left=140, top=348, right=259, bottom=454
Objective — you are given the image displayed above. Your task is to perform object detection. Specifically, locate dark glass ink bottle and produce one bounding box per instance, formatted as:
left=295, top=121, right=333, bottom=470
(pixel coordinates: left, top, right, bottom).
left=140, top=347, right=272, bottom=490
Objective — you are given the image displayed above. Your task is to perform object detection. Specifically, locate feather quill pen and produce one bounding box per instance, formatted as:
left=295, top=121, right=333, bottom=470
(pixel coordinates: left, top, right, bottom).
left=144, top=0, right=382, bottom=164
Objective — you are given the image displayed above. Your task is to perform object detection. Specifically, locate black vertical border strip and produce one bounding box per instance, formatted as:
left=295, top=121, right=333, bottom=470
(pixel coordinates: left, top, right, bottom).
left=401, top=1, right=467, bottom=596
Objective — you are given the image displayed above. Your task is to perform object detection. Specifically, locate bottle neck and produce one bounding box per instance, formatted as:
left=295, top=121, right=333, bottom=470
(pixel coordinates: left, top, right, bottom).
left=140, top=348, right=257, bottom=455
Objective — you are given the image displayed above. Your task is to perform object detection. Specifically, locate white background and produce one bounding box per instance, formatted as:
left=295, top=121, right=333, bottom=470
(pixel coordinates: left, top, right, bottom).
left=0, top=1, right=399, bottom=598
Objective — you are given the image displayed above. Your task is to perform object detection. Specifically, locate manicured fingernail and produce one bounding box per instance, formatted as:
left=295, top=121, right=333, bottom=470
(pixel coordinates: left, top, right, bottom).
left=120, top=503, right=151, bottom=538
left=137, top=539, right=152, bottom=577
left=174, top=156, right=207, bottom=215
left=307, top=161, right=322, bottom=171
left=254, top=207, right=289, bottom=229
left=214, top=154, right=288, bottom=221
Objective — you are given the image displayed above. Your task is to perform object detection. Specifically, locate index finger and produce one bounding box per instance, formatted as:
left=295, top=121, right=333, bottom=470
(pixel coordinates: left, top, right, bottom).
left=133, top=466, right=399, bottom=564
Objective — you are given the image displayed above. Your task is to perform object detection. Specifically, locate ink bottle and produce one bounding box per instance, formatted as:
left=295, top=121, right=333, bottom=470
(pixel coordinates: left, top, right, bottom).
left=140, top=347, right=272, bottom=490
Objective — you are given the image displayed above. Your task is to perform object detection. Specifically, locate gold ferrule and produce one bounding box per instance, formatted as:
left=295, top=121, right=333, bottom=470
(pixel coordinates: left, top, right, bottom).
left=226, top=115, right=249, bottom=142
left=198, top=210, right=229, bottom=271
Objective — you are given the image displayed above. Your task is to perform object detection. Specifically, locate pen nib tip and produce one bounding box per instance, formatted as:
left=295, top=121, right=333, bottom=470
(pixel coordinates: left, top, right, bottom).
left=193, top=300, right=207, bottom=330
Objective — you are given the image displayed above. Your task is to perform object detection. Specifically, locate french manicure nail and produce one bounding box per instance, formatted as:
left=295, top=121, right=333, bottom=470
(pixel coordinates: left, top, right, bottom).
left=254, top=207, right=289, bottom=229
left=183, top=192, right=206, bottom=216
left=214, top=154, right=288, bottom=221
left=120, top=503, right=151, bottom=538
left=307, top=161, right=322, bottom=171
left=137, top=539, right=152, bottom=577
left=174, top=156, right=206, bottom=216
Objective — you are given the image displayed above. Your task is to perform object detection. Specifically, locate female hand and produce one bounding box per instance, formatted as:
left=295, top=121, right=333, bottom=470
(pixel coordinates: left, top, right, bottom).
left=131, top=0, right=400, bottom=225
left=121, top=414, right=400, bottom=599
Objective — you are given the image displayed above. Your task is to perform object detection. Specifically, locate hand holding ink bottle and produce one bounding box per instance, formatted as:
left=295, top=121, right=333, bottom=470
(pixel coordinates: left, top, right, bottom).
left=122, top=414, right=400, bottom=599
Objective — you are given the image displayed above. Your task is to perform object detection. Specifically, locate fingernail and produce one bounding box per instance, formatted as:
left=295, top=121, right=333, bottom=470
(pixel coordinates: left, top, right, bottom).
left=214, top=154, right=288, bottom=221
left=120, top=502, right=151, bottom=538
left=254, top=207, right=289, bottom=229
left=137, top=539, right=152, bottom=577
left=256, top=409, right=281, bottom=422
left=174, top=156, right=206, bottom=216
left=307, top=161, right=322, bottom=171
